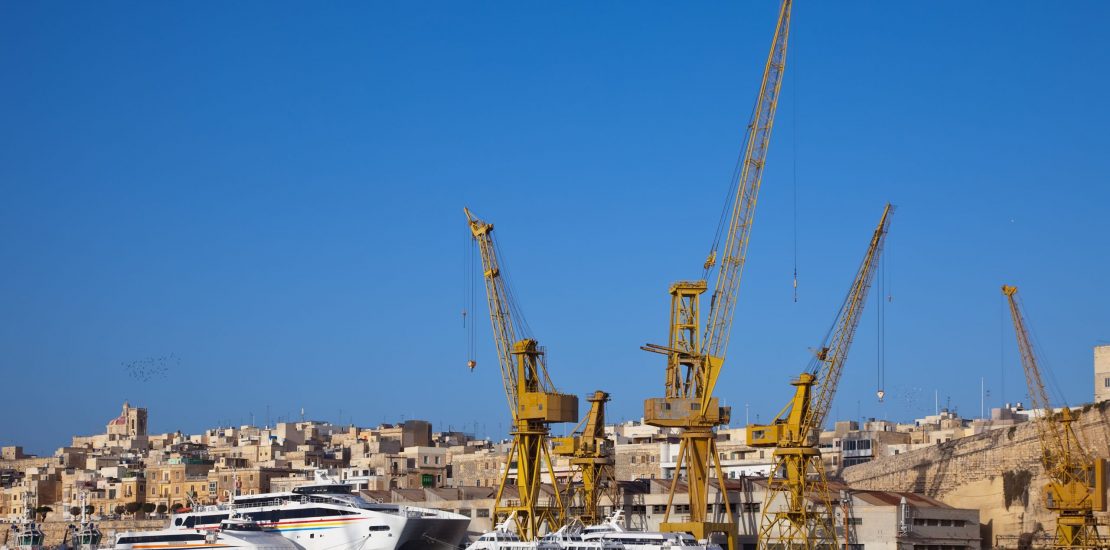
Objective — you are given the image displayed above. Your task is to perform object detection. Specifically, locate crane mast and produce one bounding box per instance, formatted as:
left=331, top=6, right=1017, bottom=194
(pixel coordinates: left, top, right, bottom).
left=1002, top=285, right=1106, bottom=550
left=553, top=391, right=617, bottom=526
left=641, top=2, right=791, bottom=549
left=466, top=208, right=579, bottom=540
left=746, top=203, right=893, bottom=550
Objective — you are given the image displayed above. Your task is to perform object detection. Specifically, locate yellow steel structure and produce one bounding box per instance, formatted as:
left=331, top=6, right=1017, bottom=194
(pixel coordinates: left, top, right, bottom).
left=746, top=204, right=893, bottom=550
left=640, top=2, right=792, bottom=549
left=1002, top=285, right=1107, bottom=550
left=466, top=208, right=580, bottom=540
left=553, top=390, right=617, bottom=526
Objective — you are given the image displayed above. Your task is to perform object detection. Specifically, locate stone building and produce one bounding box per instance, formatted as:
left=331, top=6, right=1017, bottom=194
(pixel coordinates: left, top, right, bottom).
left=1095, top=345, right=1110, bottom=403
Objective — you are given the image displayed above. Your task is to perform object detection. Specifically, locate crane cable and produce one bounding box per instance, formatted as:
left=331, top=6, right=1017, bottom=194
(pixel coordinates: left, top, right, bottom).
left=791, top=13, right=799, bottom=303
left=876, top=249, right=886, bottom=402
left=465, top=230, right=478, bottom=369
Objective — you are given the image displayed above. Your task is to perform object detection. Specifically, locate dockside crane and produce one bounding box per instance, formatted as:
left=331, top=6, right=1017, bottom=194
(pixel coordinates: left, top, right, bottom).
left=639, top=2, right=792, bottom=549
left=1002, top=285, right=1107, bottom=550
left=466, top=208, right=580, bottom=540
left=746, top=203, right=894, bottom=550
left=553, top=390, right=617, bottom=526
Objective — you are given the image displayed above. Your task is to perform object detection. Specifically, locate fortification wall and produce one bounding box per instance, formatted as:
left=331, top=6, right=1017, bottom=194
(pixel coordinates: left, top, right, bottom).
left=842, top=401, right=1110, bottom=545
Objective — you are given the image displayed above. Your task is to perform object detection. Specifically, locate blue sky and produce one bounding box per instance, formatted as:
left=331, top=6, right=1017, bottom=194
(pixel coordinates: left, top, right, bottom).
left=2, top=2, right=1108, bottom=454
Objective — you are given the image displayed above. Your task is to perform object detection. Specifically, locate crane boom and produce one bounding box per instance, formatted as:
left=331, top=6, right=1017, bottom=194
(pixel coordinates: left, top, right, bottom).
left=701, top=0, right=792, bottom=377
left=1002, top=285, right=1106, bottom=550
left=746, top=203, right=892, bottom=550
left=466, top=208, right=578, bottom=540
left=805, top=203, right=893, bottom=435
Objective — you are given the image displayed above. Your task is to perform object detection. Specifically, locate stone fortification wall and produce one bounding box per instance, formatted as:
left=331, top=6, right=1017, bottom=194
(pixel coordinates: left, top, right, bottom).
left=842, top=401, right=1110, bottom=545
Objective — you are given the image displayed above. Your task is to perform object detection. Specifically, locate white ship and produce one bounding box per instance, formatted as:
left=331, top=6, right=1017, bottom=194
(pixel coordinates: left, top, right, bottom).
left=580, top=512, right=722, bottom=550
left=115, top=516, right=298, bottom=550
left=168, top=483, right=470, bottom=550
left=464, top=515, right=622, bottom=550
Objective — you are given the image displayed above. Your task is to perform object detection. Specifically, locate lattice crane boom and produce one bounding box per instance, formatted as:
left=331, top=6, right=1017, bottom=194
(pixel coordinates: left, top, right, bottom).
left=701, top=0, right=792, bottom=380
left=804, top=203, right=893, bottom=437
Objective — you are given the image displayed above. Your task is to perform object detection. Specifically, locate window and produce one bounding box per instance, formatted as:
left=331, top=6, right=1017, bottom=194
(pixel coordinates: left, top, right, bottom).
left=1104, top=377, right=1110, bottom=388
left=653, top=505, right=667, bottom=514
left=477, top=509, right=490, bottom=518
left=848, top=518, right=862, bottom=526
left=742, top=503, right=759, bottom=513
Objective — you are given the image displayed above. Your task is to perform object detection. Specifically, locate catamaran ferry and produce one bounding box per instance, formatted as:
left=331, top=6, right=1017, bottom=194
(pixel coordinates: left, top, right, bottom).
left=167, top=483, right=470, bottom=550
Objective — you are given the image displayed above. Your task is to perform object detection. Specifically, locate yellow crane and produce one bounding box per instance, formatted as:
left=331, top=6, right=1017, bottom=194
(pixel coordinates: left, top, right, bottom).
left=466, top=208, right=580, bottom=540
left=746, top=203, right=893, bottom=550
left=553, top=390, right=617, bottom=526
left=640, top=2, right=792, bottom=548
left=1002, top=285, right=1106, bottom=550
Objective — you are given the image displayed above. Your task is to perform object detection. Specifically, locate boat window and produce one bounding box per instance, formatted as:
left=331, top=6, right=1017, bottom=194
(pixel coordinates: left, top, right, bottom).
left=187, top=514, right=229, bottom=527
left=118, top=534, right=207, bottom=544
left=369, top=525, right=390, bottom=532
left=293, top=485, right=354, bottom=495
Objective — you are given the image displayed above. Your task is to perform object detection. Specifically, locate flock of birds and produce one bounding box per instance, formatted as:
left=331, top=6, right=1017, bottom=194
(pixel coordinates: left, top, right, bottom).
left=123, top=353, right=179, bottom=382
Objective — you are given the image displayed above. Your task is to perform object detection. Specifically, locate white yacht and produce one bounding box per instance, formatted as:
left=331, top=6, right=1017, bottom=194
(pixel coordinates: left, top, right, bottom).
left=465, top=530, right=560, bottom=550
left=580, top=512, right=721, bottom=550
left=169, top=483, right=470, bottom=550
left=115, top=516, right=298, bottom=550
left=464, top=516, right=622, bottom=550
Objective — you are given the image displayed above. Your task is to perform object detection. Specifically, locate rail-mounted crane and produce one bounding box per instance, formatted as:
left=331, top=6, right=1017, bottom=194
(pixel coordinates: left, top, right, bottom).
left=746, top=203, right=893, bottom=550
left=466, top=208, right=580, bottom=540
left=553, top=390, right=617, bottom=526
left=640, top=2, right=792, bottom=549
left=1002, top=285, right=1107, bottom=550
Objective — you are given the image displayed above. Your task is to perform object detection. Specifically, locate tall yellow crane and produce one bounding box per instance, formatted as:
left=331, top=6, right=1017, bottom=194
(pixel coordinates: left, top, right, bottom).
left=553, top=390, right=617, bottom=526
left=746, top=203, right=894, bottom=550
left=466, top=208, right=580, bottom=540
left=640, top=2, right=792, bottom=549
left=1002, top=285, right=1106, bottom=550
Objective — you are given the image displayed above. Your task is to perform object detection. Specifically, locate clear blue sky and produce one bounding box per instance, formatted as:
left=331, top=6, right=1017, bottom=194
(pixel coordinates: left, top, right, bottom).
left=2, top=2, right=1108, bottom=454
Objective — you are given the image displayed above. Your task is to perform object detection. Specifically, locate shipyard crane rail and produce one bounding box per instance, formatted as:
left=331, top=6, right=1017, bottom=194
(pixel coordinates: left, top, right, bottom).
left=747, top=203, right=893, bottom=550
left=1002, top=285, right=1106, bottom=550
left=640, top=2, right=792, bottom=549
left=466, top=208, right=579, bottom=540
left=553, top=390, right=617, bottom=526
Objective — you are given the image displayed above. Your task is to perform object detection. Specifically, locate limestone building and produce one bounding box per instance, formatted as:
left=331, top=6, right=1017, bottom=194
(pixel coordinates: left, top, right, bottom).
left=1095, top=345, right=1110, bottom=403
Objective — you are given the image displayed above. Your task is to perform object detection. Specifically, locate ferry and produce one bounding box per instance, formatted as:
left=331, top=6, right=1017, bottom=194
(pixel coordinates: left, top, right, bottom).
left=115, top=516, right=298, bottom=550
left=168, top=483, right=470, bottom=550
